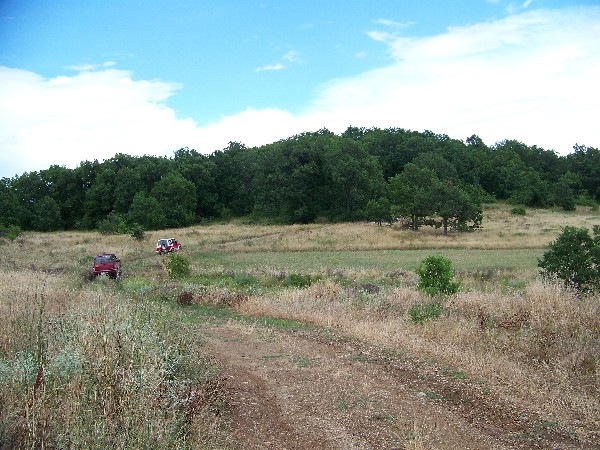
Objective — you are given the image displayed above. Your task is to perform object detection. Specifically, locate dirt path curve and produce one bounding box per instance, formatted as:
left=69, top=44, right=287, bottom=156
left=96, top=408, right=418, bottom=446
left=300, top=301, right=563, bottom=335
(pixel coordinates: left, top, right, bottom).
left=199, top=320, right=588, bottom=450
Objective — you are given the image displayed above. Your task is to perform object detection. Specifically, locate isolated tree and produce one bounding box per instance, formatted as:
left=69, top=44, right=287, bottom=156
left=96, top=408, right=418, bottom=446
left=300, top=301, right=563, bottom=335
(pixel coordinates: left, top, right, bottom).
left=432, top=181, right=483, bottom=236
left=388, top=163, right=438, bottom=231
left=538, top=225, right=600, bottom=291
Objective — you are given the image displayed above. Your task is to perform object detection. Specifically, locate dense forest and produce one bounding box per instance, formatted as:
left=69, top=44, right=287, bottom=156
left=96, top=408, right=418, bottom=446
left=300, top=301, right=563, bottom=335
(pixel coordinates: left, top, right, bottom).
left=1, top=126, right=599, bottom=234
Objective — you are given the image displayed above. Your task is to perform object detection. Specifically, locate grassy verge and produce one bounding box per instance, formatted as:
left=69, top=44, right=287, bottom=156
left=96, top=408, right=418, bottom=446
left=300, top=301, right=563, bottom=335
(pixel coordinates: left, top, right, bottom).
left=0, top=271, right=227, bottom=449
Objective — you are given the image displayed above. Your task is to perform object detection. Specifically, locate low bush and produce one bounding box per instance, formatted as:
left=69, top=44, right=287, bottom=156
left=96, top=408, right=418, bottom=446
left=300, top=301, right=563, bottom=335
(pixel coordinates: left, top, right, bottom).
left=165, top=253, right=192, bottom=279
left=416, top=255, right=459, bottom=296
left=408, top=301, right=445, bottom=323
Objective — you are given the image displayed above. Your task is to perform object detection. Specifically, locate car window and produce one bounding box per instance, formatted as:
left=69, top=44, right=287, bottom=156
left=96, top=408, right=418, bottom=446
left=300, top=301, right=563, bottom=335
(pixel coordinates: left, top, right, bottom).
left=94, top=255, right=117, bottom=264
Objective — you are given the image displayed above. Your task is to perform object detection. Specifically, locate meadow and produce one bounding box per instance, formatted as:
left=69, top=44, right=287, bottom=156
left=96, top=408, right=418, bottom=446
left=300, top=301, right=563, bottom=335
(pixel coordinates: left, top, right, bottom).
left=0, top=203, right=598, bottom=448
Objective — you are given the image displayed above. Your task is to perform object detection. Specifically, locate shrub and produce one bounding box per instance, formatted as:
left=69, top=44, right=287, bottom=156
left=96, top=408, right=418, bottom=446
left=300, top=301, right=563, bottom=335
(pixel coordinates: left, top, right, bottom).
left=165, top=253, right=191, bottom=279
left=284, top=273, right=318, bottom=288
left=0, top=224, right=21, bottom=240
left=538, top=225, right=600, bottom=292
left=97, top=212, right=128, bottom=235
left=510, top=206, right=526, bottom=215
left=416, top=255, right=460, bottom=296
left=408, top=301, right=444, bottom=323
left=129, top=223, right=146, bottom=241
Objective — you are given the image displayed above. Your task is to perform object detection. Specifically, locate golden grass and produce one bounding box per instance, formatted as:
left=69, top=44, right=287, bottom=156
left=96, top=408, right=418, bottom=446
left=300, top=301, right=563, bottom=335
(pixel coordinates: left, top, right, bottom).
left=0, top=269, right=225, bottom=448
left=1, top=202, right=598, bottom=446
left=236, top=279, right=599, bottom=439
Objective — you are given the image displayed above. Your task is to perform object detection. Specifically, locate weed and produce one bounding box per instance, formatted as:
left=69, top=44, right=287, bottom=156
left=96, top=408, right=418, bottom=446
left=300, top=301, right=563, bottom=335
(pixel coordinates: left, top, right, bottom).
left=165, top=253, right=191, bottom=279
left=408, top=302, right=444, bottom=323
left=416, top=255, right=459, bottom=296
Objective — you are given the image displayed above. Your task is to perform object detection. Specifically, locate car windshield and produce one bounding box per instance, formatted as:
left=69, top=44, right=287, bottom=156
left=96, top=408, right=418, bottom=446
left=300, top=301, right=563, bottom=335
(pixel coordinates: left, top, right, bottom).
left=94, top=255, right=116, bottom=264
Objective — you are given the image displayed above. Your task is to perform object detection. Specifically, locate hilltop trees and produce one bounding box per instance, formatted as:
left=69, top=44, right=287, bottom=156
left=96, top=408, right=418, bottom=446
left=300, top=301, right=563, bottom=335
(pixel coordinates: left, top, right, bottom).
left=0, top=127, right=597, bottom=233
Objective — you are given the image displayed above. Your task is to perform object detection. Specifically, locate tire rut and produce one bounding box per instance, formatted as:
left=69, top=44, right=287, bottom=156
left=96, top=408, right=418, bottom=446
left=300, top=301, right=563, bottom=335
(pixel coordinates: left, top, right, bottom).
left=198, top=321, right=591, bottom=449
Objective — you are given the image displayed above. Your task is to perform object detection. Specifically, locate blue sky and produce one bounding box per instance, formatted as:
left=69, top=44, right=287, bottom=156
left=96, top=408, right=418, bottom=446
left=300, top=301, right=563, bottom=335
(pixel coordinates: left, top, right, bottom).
left=1, top=0, right=599, bottom=178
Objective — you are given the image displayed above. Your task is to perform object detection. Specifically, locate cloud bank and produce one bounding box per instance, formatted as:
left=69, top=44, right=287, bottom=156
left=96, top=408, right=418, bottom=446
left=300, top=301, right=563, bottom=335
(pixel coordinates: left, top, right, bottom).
left=1, top=6, right=599, bottom=178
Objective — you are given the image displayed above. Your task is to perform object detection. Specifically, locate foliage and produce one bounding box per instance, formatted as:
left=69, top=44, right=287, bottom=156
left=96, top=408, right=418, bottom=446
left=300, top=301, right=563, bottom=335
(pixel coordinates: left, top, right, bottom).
left=2, top=128, right=598, bottom=231
left=129, top=223, right=146, bottom=241
left=0, top=224, right=21, bottom=240
left=97, top=212, right=128, bottom=235
left=408, top=301, right=445, bottom=323
left=416, top=255, right=460, bottom=296
left=538, top=226, right=600, bottom=291
left=165, top=253, right=192, bottom=279
left=511, top=206, right=526, bottom=215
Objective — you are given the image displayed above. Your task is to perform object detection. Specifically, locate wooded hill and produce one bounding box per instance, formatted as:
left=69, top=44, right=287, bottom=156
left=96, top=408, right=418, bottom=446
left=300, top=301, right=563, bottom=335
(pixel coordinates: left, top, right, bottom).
left=1, top=127, right=598, bottom=233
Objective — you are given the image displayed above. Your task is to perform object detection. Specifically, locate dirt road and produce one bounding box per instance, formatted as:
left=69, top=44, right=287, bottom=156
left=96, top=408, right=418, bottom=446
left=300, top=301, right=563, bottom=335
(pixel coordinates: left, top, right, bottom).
left=199, top=319, right=592, bottom=450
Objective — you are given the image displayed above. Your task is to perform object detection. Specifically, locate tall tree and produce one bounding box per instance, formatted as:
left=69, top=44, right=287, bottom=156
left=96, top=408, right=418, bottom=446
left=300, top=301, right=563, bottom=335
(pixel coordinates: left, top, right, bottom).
left=151, top=172, right=197, bottom=228
left=388, top=163, right=439, bottom=231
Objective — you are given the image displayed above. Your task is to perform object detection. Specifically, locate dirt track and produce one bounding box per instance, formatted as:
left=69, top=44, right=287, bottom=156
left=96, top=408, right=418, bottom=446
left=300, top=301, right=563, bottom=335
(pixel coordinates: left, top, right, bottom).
left=198, top=319, right=592, bottom=450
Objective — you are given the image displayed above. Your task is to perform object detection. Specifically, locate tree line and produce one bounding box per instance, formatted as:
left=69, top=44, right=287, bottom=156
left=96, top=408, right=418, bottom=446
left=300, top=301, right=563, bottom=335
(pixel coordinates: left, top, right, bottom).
left=1, top=126, right=598, bottom=234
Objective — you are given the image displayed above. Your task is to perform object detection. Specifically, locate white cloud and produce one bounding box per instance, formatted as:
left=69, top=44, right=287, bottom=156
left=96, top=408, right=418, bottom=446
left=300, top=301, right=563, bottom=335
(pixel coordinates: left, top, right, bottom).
left=1, top=6, right=599, bottom=178
left=255, top=63, right=285, bottom=72
left=303, top=6, right=600, bottom=152
left=0, top=67, right=196, bottom=176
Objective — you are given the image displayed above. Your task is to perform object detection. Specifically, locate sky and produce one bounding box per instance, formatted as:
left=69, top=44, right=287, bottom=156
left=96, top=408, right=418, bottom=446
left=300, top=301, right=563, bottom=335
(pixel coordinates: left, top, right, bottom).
left=1, top=0, right=599, bottom=179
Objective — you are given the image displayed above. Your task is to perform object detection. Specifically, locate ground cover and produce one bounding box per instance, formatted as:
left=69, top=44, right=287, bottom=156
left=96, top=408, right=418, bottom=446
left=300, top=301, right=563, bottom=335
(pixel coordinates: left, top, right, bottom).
left=0, top=203, right=598, bottom=448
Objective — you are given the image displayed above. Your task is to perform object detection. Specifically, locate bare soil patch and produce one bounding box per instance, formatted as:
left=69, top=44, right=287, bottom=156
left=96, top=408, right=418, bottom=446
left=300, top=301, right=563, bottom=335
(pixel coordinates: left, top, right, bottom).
left=199, top=319, right=592, bottom=450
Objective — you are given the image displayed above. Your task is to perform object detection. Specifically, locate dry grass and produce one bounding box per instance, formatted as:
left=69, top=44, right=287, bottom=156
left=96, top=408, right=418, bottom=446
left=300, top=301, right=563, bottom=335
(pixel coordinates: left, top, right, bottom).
left=0, top=270, right=226, bottom=448
left=236, top=279, right=599, bottom=439
left=1, top=202, right=598, bottom=446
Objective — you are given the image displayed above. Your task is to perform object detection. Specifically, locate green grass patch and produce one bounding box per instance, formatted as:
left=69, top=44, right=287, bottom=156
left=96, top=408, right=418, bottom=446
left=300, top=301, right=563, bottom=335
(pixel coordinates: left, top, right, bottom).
left=244, top=315, right=310, bottom=330
left=194, top=249, right=542, bottom=274
left=408, top=302, right=444, bottom=323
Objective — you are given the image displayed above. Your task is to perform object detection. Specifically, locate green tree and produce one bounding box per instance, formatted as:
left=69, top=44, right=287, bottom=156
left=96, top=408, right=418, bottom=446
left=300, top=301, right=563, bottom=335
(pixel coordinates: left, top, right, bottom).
left=538, top=226, right=600, bottom=291
left=113, top=167, right=144, bottom=214
left=82, top=169, right=117, bottom=229
left=324, top=136, right=385, bottom=220
left=365, top=197, right=391, bottom=224
left=174, top=148, right=219, bottom=218
left=416, top=255, right=460, bottom=296
left=432, top=181, right=483, bottom=236
left=151, top=172, right=197, bottom=228
left=388, top=164, right=438, bottom=231
left=128, top=191, right=167, bottom=230
left=33, top=196, right=62, bottom=231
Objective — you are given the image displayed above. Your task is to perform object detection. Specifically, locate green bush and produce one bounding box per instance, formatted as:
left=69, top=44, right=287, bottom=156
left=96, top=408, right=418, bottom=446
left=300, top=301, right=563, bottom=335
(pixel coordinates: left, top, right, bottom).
left=165, top=253, right=191, bottom=279
left=538, top=225, right=600, bottom=292
left=408, top=301, right=444, bottom=323
left=283, top=273, right=318, bottom=288
left=129, top=223, right=146, bottom=241
left=97, top=212, right=128, bottom=235
left=416, top=255, right=460, bottom=296
left=0, top=224, right=21, bottom=240
left=510, top=206, right=526, bottom=215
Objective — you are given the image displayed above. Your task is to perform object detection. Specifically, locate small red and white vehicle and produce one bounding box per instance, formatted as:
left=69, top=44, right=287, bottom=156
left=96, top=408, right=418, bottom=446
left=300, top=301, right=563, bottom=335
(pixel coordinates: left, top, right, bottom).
left=156, top=238, right=182, bottom=254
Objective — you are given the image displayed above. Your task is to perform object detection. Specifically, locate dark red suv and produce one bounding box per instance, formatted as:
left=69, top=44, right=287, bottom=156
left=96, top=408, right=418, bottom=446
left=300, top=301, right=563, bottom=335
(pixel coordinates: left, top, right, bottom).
left=89, top=253, right=121, bottom=279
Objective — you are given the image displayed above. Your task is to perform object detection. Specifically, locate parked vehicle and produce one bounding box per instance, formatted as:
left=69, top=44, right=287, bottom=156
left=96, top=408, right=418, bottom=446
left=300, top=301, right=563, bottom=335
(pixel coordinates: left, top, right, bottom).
left=89, top=253, right=121, bottom=279
left=156, top=238, right=182, bottom=254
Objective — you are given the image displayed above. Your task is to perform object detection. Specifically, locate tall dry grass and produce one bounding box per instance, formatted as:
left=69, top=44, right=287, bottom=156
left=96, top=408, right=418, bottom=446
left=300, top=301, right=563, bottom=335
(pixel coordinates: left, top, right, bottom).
left=1, top=202, right=598, bottom=446
left=236, top=279, right=599, bottom=439
left=0, top=269, right=225, bottom=449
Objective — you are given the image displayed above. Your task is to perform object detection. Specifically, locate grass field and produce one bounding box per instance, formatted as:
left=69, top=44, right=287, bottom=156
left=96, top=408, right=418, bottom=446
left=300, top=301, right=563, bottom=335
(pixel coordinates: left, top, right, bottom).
left=0, top=203, right=598, bottom=448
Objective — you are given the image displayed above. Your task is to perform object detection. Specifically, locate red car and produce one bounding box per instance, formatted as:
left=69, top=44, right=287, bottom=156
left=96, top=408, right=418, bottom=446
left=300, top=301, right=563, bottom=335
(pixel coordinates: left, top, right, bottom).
left=89, top=253, right=121, bottom=279
left=156, top=238, right=182, bottom=255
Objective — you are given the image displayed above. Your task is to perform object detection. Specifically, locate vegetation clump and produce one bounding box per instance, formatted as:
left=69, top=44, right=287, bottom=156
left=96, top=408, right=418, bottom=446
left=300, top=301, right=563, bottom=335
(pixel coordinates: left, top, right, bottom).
left=165, top=253, right=192, bottom=279
left=416, top=255, right=460, bottom=296
left=538, top=225, right=600, bottom=292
